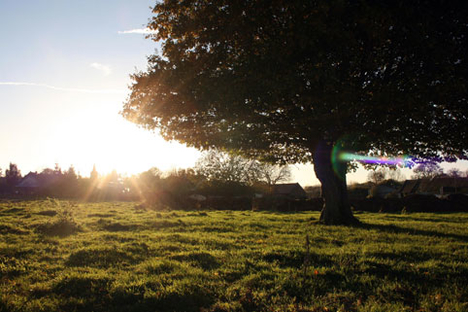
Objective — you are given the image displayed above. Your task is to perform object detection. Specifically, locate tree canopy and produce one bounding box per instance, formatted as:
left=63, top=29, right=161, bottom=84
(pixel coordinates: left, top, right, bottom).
left=122, top=0, right=468, bottom=224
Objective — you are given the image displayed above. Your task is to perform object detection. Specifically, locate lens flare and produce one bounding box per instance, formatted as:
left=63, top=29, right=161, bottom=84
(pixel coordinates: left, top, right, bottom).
left=338, top=152, right=413, bottom=167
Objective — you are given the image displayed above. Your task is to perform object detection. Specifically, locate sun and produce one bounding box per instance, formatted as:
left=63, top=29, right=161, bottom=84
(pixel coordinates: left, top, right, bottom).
left=48, top=105, right=200, bottom=176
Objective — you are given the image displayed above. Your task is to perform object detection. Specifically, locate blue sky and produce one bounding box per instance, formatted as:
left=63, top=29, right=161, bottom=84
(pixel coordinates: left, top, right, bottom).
left=0, top=0, right=466, bottom=185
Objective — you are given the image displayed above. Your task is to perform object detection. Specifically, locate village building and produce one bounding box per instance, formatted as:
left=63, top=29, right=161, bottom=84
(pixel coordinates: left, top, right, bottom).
left=400, top=177, right=468, bottom=197
left=270, top=183, right=307, bottom=199
left=16, top=172, right=60, bottom=195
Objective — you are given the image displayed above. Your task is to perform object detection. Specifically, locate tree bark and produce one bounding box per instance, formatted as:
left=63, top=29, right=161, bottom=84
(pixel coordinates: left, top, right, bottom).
left=313, top=142, right=360, bottom=225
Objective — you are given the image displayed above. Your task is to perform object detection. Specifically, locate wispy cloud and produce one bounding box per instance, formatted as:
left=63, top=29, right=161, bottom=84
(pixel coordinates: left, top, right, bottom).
left=90, top=62, right=112, bottom=76
left=117, top=28, right=157, bottom=35
left=0, top=82, right=126, bottom=94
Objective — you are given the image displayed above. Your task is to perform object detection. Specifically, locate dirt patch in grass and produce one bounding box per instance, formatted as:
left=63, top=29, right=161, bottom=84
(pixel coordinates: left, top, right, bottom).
left=171, top=252, right=220, bottom=270
left=66, top=248, right=140, bottom=268
left=35, top=219, right=81, bottom=237
left=102, top=222, right=137, bottom=232
left=37, top=210, right=57, bottom=217
left=3, top=208, right=23, bottom=214
left=53, top=275, right=112, bottom=297
left=87, top=213, right=114, bottom=218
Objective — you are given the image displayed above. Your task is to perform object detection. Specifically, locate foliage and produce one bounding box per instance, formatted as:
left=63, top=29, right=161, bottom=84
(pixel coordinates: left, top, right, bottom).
left=368, top=167, right=405, bottom=183
left=0, top=200, right=467, bottom=311
left=412, top=162, right=444, bottom=179
left=447, top=168, right=463, bottom=178
left=195, top=149, right=291, bottom=188
left=367, top=169, right=387, bottom=184
left=195, top=149, right=258, bottom=185
left=5, top=163, right=21, bottom=188
left=35, top=199, right=81, bottom=236
left=256, top=163, right=292, bottom=186
left=122, top=0, right=467, bottom=163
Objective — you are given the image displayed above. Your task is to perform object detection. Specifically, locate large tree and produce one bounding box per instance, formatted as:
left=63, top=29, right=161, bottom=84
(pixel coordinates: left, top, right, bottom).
left=122, top=0, right=468, bottom=224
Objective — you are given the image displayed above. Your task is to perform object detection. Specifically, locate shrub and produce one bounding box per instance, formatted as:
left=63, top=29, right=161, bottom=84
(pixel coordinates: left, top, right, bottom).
left=35, top=199, right=81, bottom=236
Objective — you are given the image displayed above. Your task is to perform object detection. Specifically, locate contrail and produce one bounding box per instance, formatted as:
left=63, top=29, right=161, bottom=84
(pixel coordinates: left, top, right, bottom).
left=0, top=81, right=127, bottom=94
left=117, top=28, right=157, bottom=35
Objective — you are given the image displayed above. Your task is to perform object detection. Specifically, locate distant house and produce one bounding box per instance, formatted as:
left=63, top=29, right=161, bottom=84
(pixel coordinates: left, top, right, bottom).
left=400, top=180, right=421, bottom=196
left=369, top=184, right=399, bottom=198
left=271, top=183, right=307, bottom=199
left=16, top=172, right=60, bottom=195
left=16, top=172, right=41, bottom=189
left=400, top=177, right=468, bottom=197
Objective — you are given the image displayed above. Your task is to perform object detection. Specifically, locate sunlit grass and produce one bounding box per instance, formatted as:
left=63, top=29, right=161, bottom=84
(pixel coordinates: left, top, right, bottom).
left=0, top=200, right=467, bottom=311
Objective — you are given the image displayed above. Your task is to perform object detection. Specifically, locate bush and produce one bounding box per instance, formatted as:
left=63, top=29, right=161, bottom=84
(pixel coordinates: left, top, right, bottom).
left=35, top=199, right=81, bottom=236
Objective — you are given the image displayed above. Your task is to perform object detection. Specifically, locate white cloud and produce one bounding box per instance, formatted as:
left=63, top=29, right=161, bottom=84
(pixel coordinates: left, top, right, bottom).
left=90, top=62, right=112, bottom=76
left=117, top=28, right=157, bottom=35
left=0, top=81, right=126, bottom=94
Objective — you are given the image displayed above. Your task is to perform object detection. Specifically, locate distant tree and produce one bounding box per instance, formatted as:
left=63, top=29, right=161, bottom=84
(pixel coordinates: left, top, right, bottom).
left=367, top=169, right=387, bottom=184
left=41, top=168, right=55, bottom=176
left=65, top=165, right=78, bottom=180
left=447, top=168, right=463, bottom=178
left=139, top=167, right=162, bottom=186
left=90, top=165, right=98, bottom=181
left=123, top=1, right=468, bottom=224
left=368, top=167, right=405, bottom=183
left=108, top=170, right=119, bottom=183
left=54, top=165, right=79, bottom=198
left=5, top=163, right=22, bottom=188
left=257, top=164, right=292, bottom=186
left=54, top=163, right=62, bottom=175
left=388, top=168, right=405, bottom=182
left=411, top=162, right=444, bottom=179
left=162, top=168, right=197, bottom=196
left=194, top=149, right=258, bottom=185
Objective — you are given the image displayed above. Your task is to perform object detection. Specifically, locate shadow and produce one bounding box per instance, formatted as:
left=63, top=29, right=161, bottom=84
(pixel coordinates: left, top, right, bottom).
left=357, top=222, right=468, bottom=242
left=87, top=213, right=114, bottom=218
left=171, top=252, right=220, bottom=270
left=383, top=214, right=468, bottom=224
left=36, top=210, right=57, bottom=216
left=2, top=207, right=23, bottom=214
left=102, top=222, right=136, bottom=232
left=262, top=250, right=333, bottom=268
left=66, top=248, right=139, bottom=268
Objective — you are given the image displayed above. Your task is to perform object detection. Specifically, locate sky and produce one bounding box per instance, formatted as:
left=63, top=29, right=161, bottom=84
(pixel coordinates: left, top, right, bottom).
left=0, top=0, right=467, bottom=186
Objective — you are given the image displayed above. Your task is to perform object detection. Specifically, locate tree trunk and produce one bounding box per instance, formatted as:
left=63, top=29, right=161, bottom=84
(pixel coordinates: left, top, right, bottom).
left=313, top=142, right=360, bottom=225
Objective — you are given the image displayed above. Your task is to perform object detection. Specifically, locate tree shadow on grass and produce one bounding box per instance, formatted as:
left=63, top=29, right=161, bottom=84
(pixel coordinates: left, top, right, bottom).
left=357, top=223, right=468, bottom=242
left=102, top=222, right=137, bottom=232
left=383, top=214, right=468, bottom=224
left=108, top=283, right=215, bottom=312
left=66, top=248, right=140, bottom=268
left=262, top=250, right=333, bottom=268
left=35, top=219, right=81, bottom=237
left=171, top=252, right=220, bottom=270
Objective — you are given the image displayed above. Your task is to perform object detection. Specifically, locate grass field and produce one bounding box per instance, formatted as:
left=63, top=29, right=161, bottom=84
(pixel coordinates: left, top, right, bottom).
left=0, top=200, right=467, bottom=312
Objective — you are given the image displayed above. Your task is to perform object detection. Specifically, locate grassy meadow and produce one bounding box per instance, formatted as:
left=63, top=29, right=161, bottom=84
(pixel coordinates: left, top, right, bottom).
left=0, top=200, right=467, bottom=312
